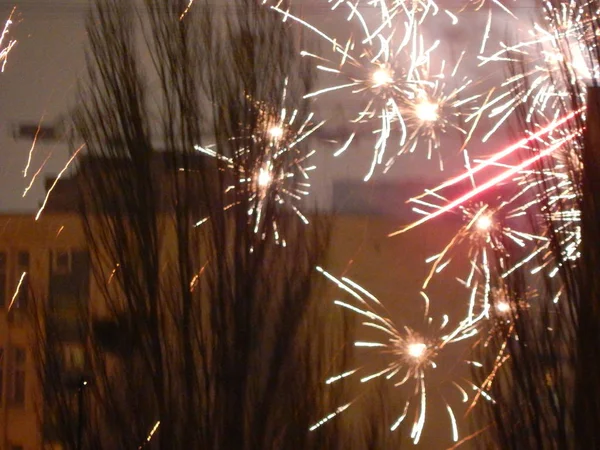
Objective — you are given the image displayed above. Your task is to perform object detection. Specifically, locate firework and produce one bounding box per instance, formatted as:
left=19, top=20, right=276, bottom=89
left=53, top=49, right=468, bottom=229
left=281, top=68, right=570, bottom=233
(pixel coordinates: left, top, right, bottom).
left=315, top=267, right=486, bottom=444
left=406, top=162, right=545, bottom=293
left=271, top=1, right=471, bottom=179
left=475, top=1, right=596, bottom=141
left=0, top=7, right=17, bottom=72
left=500, top=119, right=584, bottom=279
left=385, top=50, right=480, bottom=171
left=194, top=79, right=322, bottom=245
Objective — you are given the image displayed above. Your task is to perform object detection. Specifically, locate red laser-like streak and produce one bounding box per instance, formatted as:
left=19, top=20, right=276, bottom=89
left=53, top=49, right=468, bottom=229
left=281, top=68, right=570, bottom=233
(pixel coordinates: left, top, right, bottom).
left=412, top=107, right=584, bottom=201
left=390, top=133, right=576, bottom=236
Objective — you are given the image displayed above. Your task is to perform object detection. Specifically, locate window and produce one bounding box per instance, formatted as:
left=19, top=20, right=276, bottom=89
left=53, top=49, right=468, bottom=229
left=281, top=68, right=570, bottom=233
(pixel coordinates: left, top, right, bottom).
left=0, top=348, right=4, bottom=402
left=14, top=251, right=29, bottom=310
left=53, top=250, right=71, bottom=275
left=0, top=252, right=6, bottom=307
left=9, top=347, right=25, bottom=406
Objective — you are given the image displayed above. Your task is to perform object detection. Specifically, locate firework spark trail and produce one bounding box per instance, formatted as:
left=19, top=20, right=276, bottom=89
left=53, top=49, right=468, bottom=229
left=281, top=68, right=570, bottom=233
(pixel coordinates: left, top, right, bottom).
left=316, top=266, right=486, bottom=444
left=271, top=1, right=472, bottom=180
left=192, top=80, right=323, bottom=245
left=464, top=1, right=517, bottom=54
left=179, top=0, right=194, bottom=20
left=383, top=50, right=481, bottom=171
left=138, top=420, right=160, bottom=450
left=412, top=108, right=583, bottom=201
left=0, top=7, right=16, bottom=72
left=391, top=131, right=578, bottom=235
left=23, top=150, right=53, bottom=197
left=7, top=271, right=27, bottom=312
left=23, top=115, right=47, bottom=179
left=36, top=144, right=85, bottom=221
left=470, top=130, right=583, bottom=279
left=476, top=1, right=596, bottom=139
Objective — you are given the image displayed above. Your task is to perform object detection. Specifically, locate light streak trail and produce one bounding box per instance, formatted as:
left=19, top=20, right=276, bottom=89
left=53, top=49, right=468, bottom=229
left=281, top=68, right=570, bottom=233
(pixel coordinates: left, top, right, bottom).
left=36, top=144, right=85, bottom=221
left=412, top=108, right=583, bottom=201
left=272, top=1, right=475, bottom=179
left=23, top=116, right=46, bottom=178
left=391, top=132, right=577, bottom=235
left=138, top=420, right=160, bottom=449
left=23, top=151, right=53, bottom=197
left=0, top=7, right=17, bottom=72
left=7, top=272, right=27, bottom=312
left=317, top=267, right=485, bottom=443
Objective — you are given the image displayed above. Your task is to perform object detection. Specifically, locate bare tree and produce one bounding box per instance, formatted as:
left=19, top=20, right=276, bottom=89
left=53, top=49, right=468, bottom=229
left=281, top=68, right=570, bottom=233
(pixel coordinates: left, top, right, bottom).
left=32, top=1, right=397, bottom=449
left=473, top=1, right=600, bottom=447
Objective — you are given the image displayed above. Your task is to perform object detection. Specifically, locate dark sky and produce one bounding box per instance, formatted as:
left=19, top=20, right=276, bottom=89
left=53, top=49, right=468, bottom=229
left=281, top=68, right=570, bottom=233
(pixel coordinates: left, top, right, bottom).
left=0, top=0, right=538, bottom=214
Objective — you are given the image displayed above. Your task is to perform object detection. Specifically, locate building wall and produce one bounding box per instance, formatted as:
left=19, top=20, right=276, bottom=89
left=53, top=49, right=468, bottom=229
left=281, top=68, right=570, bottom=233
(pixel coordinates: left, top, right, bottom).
left=0, top=211, right=465, bottom=449
left=0, top=215, right=86, bottom=450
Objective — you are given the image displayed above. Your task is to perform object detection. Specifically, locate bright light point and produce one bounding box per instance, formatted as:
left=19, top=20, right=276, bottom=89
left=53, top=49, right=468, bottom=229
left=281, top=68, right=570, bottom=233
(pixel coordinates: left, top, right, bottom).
left=372, top=68, right=393, bottom=85
left=257, top=168, right=272, bottom=188
left=496, top=301, right=511, bottom=313
left=407, top=342, right=427, bottom=359
left=414, top=101, right=439, bottom=122
left=269, top=126, right=284, bottom=139
left=476, top=215, right=493, bottom=231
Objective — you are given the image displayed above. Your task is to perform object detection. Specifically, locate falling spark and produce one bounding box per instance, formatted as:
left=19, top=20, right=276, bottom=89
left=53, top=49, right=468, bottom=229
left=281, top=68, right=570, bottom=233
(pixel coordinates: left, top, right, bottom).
left=36, top=144, right=85, bottom=221
left=138, top=420, right=160, bottom=449
left=0, top=8, right=17, bottom=72
left=7, top=272, right=27, bottom=312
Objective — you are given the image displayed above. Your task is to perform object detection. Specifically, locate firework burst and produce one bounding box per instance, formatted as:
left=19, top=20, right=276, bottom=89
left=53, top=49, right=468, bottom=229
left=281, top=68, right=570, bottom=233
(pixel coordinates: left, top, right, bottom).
left=270, top=1, right=473, bottom=179
left=401, top=152, right=546, bottom=292
left=315, top=267, right=487, bottom=445
left=194, top=79, right=322, bottom=245
left=476, top=0, right=597, bottom=141
left=0, top=7, right=17, bottom=72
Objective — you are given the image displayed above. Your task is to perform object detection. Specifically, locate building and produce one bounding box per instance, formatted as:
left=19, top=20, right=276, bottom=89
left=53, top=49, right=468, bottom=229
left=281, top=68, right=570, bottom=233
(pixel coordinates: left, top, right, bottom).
left=0, top=161, right=478, bottom=449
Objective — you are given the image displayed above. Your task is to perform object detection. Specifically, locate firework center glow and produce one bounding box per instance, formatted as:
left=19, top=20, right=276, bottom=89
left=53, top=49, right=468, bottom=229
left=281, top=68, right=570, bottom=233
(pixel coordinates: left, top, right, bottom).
left=476, top=214, right=493, bottom=231
left=407, top=342, right=427, bottom=359
left=257, top=167, right=273, bottom=188
left=372, top=68, right=393, bottom=86
left=269, top=125, right=284, bottom=139
left=496, top=301, right=511, bottom=313
left=415, top=100, right=439, bottom=122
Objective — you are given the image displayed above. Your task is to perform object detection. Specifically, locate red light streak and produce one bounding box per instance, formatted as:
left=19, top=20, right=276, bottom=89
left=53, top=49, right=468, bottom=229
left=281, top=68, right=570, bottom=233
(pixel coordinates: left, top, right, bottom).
left=390, top=132, right=577, bottom=236
left=412, top=107, right=584, bottom=201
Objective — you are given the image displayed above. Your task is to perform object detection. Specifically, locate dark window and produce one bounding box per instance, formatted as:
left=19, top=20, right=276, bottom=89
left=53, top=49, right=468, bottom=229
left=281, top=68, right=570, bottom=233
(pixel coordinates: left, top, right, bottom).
left=10, top=347, right=25, bottom=406
left=54, top=250, right=71, bottom=274
left=0, top=348, right=4, bottom=402
left=17, top=251, right=29, bottom=268
left=0, top=252, right=6, bottom=307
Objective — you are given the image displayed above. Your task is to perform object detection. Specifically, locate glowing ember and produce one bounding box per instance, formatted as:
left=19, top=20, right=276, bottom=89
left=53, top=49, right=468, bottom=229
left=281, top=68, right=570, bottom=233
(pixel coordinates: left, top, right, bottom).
left=372, top=68, right=393, bottom=86
left=257, top=167, right=272, bottom=188
left=476, top=214, right=493, bottom=231
left=414, top=100, right=439, bottom=122
left=407, top=342, right=427, bottom=359
left=268, top=125, right=284, bottom=139
left=496, top=301, right=511, bottom=314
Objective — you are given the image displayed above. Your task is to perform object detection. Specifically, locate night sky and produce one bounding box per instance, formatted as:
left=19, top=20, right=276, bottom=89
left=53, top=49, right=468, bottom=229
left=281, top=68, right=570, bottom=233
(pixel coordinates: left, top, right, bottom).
left=0, top=0, right=538, bottom=214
